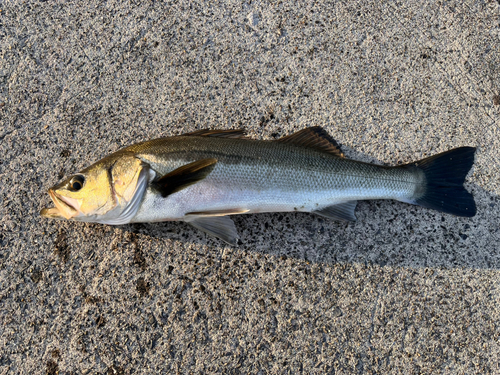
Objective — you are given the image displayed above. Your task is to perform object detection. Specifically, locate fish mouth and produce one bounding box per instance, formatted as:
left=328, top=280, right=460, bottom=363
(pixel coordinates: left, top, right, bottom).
left=41, top=189, right=79, bottom=220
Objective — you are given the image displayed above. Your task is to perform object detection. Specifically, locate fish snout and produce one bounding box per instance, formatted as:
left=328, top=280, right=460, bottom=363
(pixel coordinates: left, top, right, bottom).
left=46, top=188, right=78, bottom=220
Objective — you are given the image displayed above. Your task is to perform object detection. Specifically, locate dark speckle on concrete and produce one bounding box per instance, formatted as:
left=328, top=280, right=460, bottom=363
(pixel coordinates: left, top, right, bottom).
left=106, top=365, right=125, bottom=375
left=60, top=149, right=71, bottom=158
left=54, top=231, right=70, bottom=263
left=493, top=95, right=500, bottom=106
left=46, top=360, right=58, bottom=375
left=96, top=315, right=106, bottom=328
left=136, top=277, right=150, bottom=297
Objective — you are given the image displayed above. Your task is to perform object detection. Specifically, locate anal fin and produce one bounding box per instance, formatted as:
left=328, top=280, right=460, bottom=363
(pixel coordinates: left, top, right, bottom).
left=313, top=201, right=357, bottom=222
left=185, top=216, right=239, bottom=245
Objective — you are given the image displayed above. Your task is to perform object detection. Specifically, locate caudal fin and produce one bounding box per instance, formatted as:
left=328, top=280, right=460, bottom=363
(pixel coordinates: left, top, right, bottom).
left=406, top=147, right=476, bottom=217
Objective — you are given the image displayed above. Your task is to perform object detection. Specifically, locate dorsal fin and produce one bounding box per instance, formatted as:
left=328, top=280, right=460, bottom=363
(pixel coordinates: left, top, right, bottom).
left=152, top=158, right=217, bottom=197
left=277, top=127, right=344, bottom=157
left=183, top=128, right=246, bottom=138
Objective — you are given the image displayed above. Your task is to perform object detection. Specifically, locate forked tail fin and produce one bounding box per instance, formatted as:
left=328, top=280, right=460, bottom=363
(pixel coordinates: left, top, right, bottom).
left=405, top=147, right=476, bottom=217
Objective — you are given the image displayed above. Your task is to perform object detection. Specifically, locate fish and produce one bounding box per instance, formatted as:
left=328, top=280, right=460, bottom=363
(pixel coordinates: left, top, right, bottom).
left=41, top=127, right=476, bottom=245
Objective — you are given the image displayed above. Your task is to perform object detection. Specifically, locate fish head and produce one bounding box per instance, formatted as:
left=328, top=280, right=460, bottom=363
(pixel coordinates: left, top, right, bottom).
left=41, top=153, right=150, bottom=224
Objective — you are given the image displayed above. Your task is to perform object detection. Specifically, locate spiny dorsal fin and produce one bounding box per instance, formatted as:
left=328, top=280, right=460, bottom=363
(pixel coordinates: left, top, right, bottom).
left=277, top=127, right=344, bottom=157
left=153, top=158, right=217, bottom=197
left=183, top=128, right=247, bottom=138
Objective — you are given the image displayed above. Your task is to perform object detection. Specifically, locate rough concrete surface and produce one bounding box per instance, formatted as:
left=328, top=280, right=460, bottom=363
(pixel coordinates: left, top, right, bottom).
left=1, top=0, right=499, bottom=374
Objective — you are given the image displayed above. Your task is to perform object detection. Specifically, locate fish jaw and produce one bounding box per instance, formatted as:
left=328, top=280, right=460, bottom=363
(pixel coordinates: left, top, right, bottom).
left=44, top=189, right=80, bottom=220
left=40, top=206, right=66, bottom=220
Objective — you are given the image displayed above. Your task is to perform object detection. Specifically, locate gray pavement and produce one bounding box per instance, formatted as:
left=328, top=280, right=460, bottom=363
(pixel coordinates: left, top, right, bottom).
left=1, top=0, right=499, bottom=373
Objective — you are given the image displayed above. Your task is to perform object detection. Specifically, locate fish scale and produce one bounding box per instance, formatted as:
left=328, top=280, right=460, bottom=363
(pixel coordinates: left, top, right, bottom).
left=132, top=136, right=417, bottom=194
left=129, top=136, right=419, bottom=224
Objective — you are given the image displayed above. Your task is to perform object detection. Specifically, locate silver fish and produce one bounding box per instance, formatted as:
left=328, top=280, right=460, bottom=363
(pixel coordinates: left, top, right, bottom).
left=41, top=127, right=476, bottom=244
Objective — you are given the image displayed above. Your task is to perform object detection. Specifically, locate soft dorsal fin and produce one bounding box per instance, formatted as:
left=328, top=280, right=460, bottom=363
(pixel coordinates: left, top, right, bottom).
left=153, top=158, right=217, bottom=197
left=277, top=127, right=344, bottom=157
left=183, top=128, right=247, bottom=138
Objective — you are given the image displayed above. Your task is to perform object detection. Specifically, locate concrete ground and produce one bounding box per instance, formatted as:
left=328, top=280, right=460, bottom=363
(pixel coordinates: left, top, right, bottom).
left=1, top=0, right=499, bottom=373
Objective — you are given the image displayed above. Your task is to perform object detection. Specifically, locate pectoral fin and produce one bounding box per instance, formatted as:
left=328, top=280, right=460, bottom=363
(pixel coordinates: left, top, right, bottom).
left=185, top=216, right=239, bottom=245
left=313, top=201, right=357, bottom=222
left=153, top=158, right=217, bottom=197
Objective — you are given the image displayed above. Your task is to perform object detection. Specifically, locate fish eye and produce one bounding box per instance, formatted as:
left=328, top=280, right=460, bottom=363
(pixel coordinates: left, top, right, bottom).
left=69, top=175, right=85, bottom=191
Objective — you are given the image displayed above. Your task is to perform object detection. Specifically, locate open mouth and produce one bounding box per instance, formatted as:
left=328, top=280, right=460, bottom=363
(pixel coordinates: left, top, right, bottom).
left=42, top=189, right=78, bottom=220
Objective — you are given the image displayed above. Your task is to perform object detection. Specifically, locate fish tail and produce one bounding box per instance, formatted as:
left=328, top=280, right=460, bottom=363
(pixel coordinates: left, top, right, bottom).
left=404, top=147, right=477, bottom=217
